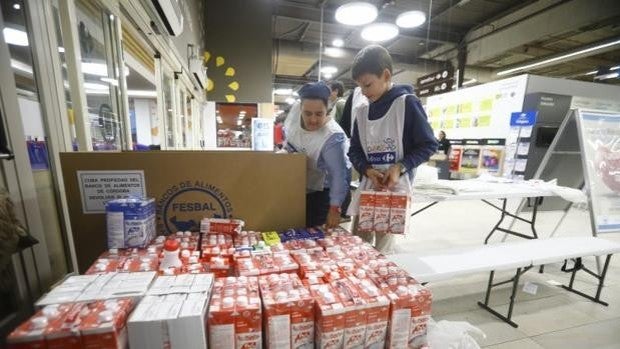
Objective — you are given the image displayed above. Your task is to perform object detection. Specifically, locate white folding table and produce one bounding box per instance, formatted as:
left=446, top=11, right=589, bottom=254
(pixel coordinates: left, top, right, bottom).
left=411, top=180, right=567, bottom=244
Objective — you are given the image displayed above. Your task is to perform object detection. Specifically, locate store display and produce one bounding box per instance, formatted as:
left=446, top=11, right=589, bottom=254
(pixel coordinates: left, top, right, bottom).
left=105, top=198, right=156, bottom=249
left=21, top=217, right=431, bottom=348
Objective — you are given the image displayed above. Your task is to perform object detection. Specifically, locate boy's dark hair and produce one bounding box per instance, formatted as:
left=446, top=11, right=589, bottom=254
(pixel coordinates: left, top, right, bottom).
left=351, top=45, right=393, bottom=80
left=328, top=81, right=345, bottom=97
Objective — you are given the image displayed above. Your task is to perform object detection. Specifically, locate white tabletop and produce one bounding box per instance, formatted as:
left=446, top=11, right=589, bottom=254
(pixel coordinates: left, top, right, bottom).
left=413, top=180, right=559, bottom=202
left=388, top=237, right=620, bottom=283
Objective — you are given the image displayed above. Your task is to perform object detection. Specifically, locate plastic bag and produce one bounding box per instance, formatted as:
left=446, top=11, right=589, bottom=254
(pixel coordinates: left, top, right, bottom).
left=426, top=319, right=486, bottom=349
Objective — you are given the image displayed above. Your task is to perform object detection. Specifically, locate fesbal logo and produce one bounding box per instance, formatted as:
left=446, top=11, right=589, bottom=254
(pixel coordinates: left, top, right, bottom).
left=158, top=180, right=233, bottom=234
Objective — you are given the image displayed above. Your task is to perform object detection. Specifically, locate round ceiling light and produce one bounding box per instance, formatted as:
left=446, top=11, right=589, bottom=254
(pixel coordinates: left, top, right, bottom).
left=332, top=38, right=344, bottom=47
left=335, top=2, right=378, bottom=26
left=361, top=23, right=399, bottom=42
left=396, top=10, right=427, bottom=28
left=320, top=66, right=338, bottom=75
left=325, top=47, right=346, bottom=58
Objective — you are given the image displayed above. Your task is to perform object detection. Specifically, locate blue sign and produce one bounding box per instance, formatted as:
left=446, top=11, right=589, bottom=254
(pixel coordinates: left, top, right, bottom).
left=510, top=111, right=537, bottom=126
left=368, top=151, right=396, bottom=165
left=157, top=180, right=233, bottom=234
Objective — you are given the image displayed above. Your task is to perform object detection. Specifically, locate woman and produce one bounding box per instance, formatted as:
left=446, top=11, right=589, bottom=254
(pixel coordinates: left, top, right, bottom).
left=437, top=130, right=451, bottom=156
left=284, top=82, right=349, bottom=229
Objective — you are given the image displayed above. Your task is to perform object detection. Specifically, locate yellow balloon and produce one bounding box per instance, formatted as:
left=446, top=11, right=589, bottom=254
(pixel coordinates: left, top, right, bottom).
left=225, top=95, right=236, bottom=102
left=207, top=78, right=214, bottom=92
left=228, top=81, right=239, bottom=91
left=203, top=51, right=211, bottom=63
left=216, top=56, right=225, bottom=67
left=225, top=67, right=235, bottom=77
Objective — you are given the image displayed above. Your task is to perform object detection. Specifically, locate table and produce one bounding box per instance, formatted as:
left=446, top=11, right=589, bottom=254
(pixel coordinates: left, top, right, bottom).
left=411, top=180, right=578, bottom=244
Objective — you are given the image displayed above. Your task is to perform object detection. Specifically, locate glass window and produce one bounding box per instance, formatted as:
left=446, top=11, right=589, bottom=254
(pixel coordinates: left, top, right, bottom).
left=216, top=103, right=257, bottom=148
left=75, top=0, right=123, bottom=151
left=162, top=72, right=174, bottom=148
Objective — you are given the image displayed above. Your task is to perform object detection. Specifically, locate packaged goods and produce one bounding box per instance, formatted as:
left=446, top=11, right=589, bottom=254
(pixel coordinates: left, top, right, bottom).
left=208, top=277, right=262, bottom=349
left=106, top=198, right=156, bottom=249
left=347, top=276, right=390, bottom=349
left=261, top=231, right=281, bottom=246
left=358, top=191, right=375, bottom=233
left=383, top=279, right=432, bottom=348
left=330, top=278, right=367, bottom=349
left=373, top=192, right=391, bottom=234
left=7, top=303, right=80, bottom=349
left=200, top=218, right=245, bottom=235
left=279, top=228, right=325, bottom=242
left=259, top=274, right=314, bottom=349
left=309, top=284, right=345, bottom=349
left=389, top=192, right=409, bottom=235
left=79, top=298, right=134, bottom=349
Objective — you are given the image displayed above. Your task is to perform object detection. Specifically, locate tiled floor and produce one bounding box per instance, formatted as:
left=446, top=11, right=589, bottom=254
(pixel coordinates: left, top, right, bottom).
left=358, top=198, right=620, bottom=348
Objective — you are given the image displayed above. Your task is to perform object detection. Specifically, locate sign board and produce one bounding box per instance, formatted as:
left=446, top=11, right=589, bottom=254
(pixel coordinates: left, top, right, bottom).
left=416, top=67, right=454, bottom=87
left=576, top=110, right=620, bottom=234
left=77, top=170, right=146, bottom=213
left=61, top=151, right=306, bottom=272
left=417, top=79, right=455, bottom=98
left=251, top=118, right=274, bottom=151
left=510, top=111, right=537, bottom=126
left=504, top=111, right=538, bottom=179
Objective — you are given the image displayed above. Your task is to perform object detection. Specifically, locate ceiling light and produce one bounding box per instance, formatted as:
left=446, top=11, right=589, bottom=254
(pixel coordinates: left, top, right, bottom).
left=274, top=88, right=293, bottom=95
left=323, top=73, right=333, bottom=79
left=332, top=38, right=344, bottom=47
left=595, top=72, right=619, bottom=80
left=58, top=46, right=65, bottom=53
left=13, top=3, right=21, bottom=10
left=128, top=90, right=157, bottom=97
left=335, top=2, right=378, bottom=26
left=285, top=97, right=295, bottom=105
left=462, top=78, right=477, bottom=86
left=585, top=70, right=598, bottom=76
left=84, top=82, right=108, bottom=90
left=320, top=66, right=338, bottom=74
left=497, top=38, right=620, bottom=76
left=3, top=27, right=28, bottom=46
left=100, top=77, right=118, bottom=86
left=396, top=11, right=426, bottom=28
left=611, top=65, right=619, bottom=71
left=10, top=59, right=32, bottom=74
left=361, top=23, right=399, bottom=42
left=324, top=47, right=346, bottom=58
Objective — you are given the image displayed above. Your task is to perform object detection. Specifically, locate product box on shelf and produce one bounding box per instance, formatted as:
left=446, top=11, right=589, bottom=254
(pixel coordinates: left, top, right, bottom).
left=7, top=303, right=80, bottom=349
left=347, top=275, right=390, bottom=349
left=330, top=278, right=367, bottom=349
left=389, top=192, right=409, bottom=235
left=106, top=198, right=156, bottom=249
left=200, top=218, right=245, bottom=235
left=358, top=191, right=376, bottom=233
left=261, top=231, right=280, bottom=246
left=259, top=274, right=314, bottom=349
left=208, top=277, right=262, bottom=349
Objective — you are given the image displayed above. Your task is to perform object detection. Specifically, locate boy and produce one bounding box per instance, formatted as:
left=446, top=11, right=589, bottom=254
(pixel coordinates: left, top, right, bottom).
left=342, top=45, right=438, bottom=252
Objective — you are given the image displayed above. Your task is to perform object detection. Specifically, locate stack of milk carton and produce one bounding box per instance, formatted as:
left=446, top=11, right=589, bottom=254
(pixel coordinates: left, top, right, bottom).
left=357, top=191, right=410, bottom=234
left=106, top=198, right=156, bottom=249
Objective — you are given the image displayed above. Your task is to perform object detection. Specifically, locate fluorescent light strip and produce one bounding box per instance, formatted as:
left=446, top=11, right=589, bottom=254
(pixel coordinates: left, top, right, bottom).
left=462, top=78, right=477, bottom=86
left=497, top=39, right=620, bottom=76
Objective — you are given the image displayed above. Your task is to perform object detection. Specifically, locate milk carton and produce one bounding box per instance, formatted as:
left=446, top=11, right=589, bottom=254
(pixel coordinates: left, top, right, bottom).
left=78, top=298, right=134, bottom=349
left=7, top=303, right=81, bottom=349
left=347, top=276, right=390, bottom=349
left=259, top=274, right=314, bottom=349
left=310, top=284, right=345, bottom=349
left=357, top=191, right=375, bottom=233
left=389, top=191, right=408, bottom=234
left=106, top=198, right=156, bottom=249
left=330, top=279, right=367, bottom=349
left=373, top=192, right=391, bottom=234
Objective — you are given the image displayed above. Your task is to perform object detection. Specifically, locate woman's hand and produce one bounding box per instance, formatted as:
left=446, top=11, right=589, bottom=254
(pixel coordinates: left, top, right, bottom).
left=365, top=168, right=386, bottom=190
left=326, top=206, right=341, bottom=229
left=383, top=163, right=404, bottom=189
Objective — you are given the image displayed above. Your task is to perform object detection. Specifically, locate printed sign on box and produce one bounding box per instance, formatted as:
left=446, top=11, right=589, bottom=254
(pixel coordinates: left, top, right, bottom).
left=77, top=170, right=146, bottom=213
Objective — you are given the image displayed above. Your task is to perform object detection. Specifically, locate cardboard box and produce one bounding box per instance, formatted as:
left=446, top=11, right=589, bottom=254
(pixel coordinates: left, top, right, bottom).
left=389, top=192, right=408, bottom=234
left=373, top=192, right=391, bottom=234
left=358, top=191, right=375, bottom=233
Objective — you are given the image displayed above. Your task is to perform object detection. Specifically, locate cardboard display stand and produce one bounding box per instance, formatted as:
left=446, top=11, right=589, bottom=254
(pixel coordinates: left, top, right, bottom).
left=60, top=151, right=306, bottom=272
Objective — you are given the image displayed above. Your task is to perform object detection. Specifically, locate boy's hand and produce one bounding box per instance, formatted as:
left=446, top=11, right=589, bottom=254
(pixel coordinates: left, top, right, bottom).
left=365, top=168, right=386, bottom=190
left=383, top=163, right=404, bottom=189
left=326, top=206, right=341, bottom=229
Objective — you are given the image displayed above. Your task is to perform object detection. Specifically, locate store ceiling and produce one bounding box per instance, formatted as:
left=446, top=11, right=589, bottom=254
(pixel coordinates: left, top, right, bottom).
left=272, top=0, right=620, bottom=103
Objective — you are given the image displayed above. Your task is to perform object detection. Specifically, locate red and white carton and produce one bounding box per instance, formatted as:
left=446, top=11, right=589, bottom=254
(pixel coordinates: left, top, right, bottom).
left=347, top=276, right=390, bottom=349
left=384, top=280, right=432, bottom=349
left=44, top=303, right=87, bottom=349
left=373, top=192, right=391, bottom=234
left=357, top=191, right=375, bottom=233
left=330, top=279, right=367, bottom=349
left=6, top=316, right=48, bottom=349
left=210, top=256, right=232, bottom=277
left=259, top=274, right=314, bottom=349
left=79, top=298, right=133, bottom=349
left=208, top=277, right=262, bottom=349
left=310, top=284, right=345, bottom=349
left=389, top=191, right=409, bottom=234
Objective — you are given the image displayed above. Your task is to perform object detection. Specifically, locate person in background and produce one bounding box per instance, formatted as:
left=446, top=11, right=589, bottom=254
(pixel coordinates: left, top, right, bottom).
left=437, top=130, right=451, bottom=156
left=344, top=45, right=438, bottom=252
left=283, top=82, right=349, bottom=229
left=328, top=80, right=347, bottom=124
